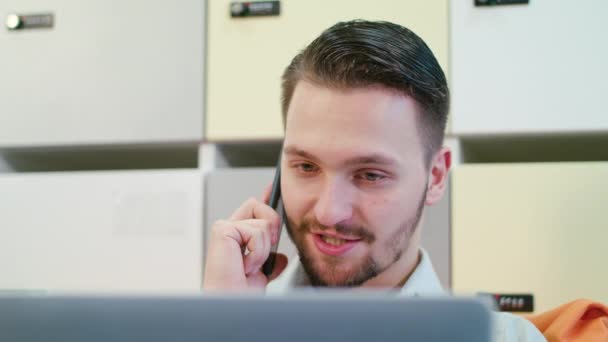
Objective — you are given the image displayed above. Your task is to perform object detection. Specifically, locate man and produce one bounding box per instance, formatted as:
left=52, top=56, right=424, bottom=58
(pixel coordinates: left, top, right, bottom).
left=203, top=20, right=545, bottom=341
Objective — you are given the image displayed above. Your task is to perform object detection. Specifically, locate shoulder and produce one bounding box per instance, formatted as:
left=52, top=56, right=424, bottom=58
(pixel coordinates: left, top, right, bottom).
left=492, top=312, right=546, bottom=342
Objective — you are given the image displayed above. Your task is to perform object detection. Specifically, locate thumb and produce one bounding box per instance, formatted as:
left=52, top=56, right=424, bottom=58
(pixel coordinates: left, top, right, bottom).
left=267, top=253, right=289, bottom=282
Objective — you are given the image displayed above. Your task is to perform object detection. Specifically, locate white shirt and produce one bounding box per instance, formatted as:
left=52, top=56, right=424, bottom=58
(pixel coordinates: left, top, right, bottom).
left=267, top=248, right=547, bottom=342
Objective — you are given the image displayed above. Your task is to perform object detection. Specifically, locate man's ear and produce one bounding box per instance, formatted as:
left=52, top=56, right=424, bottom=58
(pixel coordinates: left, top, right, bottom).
left=425, top=147, right=452, bottom=206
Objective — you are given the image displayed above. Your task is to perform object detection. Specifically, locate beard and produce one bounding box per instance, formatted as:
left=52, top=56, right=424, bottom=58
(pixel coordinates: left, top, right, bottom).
left=285, top=188, right=427, bottom=287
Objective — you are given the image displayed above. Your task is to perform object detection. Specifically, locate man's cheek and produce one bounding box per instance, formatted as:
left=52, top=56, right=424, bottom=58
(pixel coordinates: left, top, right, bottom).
left=363, top=198, right=398, bottom=223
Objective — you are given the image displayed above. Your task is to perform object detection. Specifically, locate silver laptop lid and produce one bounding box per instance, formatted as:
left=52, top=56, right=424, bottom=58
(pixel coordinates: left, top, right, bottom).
left=0, top=294, right=491, bottom=342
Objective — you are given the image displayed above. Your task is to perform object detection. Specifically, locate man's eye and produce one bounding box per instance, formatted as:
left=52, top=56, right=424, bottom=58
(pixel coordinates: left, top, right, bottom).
left=357, top=172, right=386, bottom=182
left=295, top=163, right=318, bottom=173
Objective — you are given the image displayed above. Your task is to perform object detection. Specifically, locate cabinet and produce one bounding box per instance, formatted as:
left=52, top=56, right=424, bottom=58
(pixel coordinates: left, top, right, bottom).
left=450, top=0, right=608, bottom=135
left=0, top=0, right=205, bottom=147
left=452, top=163, right=608, bottom=312
left=0, top=169, right=203, bottom=292
left=206, top=0, right=448, bottom=141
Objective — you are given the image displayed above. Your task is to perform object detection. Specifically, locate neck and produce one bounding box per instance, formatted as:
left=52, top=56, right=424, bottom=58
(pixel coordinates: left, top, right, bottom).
left=361, top=244, right=421, bottom=289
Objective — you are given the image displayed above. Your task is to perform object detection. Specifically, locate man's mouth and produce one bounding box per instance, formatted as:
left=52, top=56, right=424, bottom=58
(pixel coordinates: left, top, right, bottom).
left=320, top=235, right=349, bottom=246
left=312, top=232, right=362, bottom=256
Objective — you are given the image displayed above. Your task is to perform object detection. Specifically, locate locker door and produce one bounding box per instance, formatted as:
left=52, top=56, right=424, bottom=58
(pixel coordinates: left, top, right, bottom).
left=205, top=167, right=451, bottom=288
left=452, top=163, right=608, bottom=313
left=450, top=0, right=608, bottom=134
left=0, top=0, right=204, bottom=147
left=206, top=0, right=448, bottom=141
left=0, top=169, right=203, bottom=292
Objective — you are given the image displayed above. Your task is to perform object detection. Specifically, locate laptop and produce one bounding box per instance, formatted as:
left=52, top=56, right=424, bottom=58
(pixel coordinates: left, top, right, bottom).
left=0, top=293, right=492, bottom=341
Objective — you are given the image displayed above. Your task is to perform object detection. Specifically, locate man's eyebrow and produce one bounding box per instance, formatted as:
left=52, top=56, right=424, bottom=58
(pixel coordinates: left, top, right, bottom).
left=283, top=146, right=320, bottom=162
left=343, top=154, right=399, bottom=167
left=283, top=146, right=399, bottom=167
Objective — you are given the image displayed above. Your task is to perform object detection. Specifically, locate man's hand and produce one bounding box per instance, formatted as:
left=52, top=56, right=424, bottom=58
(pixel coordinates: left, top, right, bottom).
left=203, top=185, right=288, bottom=291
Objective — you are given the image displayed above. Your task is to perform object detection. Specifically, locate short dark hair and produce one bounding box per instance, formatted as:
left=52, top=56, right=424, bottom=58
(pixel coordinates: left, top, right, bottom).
left=281, top=20, right=449, bottom=165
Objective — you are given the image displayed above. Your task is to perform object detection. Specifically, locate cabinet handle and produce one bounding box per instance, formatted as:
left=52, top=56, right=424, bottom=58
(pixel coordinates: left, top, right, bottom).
left=5, top=13, right=54, bottom=30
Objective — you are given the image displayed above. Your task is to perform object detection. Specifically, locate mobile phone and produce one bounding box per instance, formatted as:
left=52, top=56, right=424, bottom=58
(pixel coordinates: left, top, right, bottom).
left=261, top=156, right=284, bottom=277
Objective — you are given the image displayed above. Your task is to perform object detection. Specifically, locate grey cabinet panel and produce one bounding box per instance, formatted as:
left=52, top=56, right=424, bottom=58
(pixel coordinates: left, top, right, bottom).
left=422, top=177, right=451, bottom=289
left=205, top=168, right=450, bottom=288
left=0, top=0, right=204, bottom=147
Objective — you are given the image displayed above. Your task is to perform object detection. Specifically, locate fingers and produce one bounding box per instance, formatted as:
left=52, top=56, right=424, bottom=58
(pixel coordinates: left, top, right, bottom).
left=215, top=218, right=285, bottom=279
left=230, top=197, right=278, bottom=222
left=245, top=253, right=289, bottom=288
left=241, top=222, right=272, bottom=275
left=246, top=271, right=270, bottom=289
left=260, top=182, right=273, bottom=204
left=267, top=253, right=289, bottom=282
left=228, top=197, right=281, bottom=244
left=203, top=218, right=275, bottom=290
left=204, top=195, right=284, bottom=291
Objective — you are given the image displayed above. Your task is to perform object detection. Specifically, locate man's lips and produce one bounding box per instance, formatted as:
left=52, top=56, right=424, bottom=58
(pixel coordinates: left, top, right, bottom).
left=311, top=231, right=363, bottom=256
left=310, top=230, right=362, bottom=241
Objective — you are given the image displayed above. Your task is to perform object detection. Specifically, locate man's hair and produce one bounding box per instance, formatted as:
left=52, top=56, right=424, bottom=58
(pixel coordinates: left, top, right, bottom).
left=281, top=20, right=449, bottom=165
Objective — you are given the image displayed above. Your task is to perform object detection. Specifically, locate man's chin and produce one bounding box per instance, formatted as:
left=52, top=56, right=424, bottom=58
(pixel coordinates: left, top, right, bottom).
left=295, top=235, right=378, bottom=286
left=307, top=270, right=357, bottom=287
left=301, top=258, right=377, bottom=287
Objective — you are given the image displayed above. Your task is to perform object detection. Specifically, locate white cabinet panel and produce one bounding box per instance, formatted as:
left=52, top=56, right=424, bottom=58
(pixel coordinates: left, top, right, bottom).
left=0, top=169, right=203, bottom=292
left=207, top=0, right=448, bottom=141
left=451, top=0, right=608, bottom=135
left=452, top=163, right=608, bottom=313
left=0, top=0, right=204, bottom=147
left=205, top=167, right=451, bottom=288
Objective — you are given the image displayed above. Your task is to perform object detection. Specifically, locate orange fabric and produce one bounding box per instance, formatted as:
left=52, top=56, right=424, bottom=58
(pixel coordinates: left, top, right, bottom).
left=526, top=299, right=608, bottom=342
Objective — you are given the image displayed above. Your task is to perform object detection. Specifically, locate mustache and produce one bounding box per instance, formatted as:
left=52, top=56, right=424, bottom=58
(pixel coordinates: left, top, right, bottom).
left=300, top=218, right=375, bottom=243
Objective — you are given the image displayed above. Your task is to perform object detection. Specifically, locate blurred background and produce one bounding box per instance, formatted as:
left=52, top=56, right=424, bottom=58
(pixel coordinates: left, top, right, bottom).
left=0, top=0, right=606, bottom=313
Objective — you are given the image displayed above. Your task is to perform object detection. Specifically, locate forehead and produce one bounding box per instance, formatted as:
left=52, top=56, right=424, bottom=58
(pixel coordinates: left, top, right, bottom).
left=284, top=81, right=424, bottom=167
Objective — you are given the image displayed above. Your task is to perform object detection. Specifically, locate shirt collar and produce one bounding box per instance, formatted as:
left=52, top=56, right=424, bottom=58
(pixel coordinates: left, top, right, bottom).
left=398, top=248, right=446, bottom=296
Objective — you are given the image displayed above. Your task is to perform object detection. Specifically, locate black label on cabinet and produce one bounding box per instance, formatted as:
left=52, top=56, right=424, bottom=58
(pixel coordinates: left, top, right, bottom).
left=479, top=292, right=535, bottom=312
left=231, top=1, right=280, bottom=18
left=6, top=13, right=54, bottom=30
left=475, top=0, right=529, bottom=6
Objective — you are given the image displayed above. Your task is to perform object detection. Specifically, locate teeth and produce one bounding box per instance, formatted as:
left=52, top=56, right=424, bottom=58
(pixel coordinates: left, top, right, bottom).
left=321, top=235, right=346, bottom=246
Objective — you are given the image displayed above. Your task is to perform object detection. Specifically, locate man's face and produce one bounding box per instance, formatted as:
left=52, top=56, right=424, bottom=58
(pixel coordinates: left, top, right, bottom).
left=281, top=80, right=430, bottom=287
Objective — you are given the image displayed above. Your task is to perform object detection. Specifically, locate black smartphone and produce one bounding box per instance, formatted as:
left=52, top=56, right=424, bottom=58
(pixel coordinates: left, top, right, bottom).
left=261, top=156, right=284, bottom=277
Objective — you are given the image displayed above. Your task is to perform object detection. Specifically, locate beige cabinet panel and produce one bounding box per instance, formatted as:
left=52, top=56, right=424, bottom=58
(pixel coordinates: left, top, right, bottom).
left=0, top=169, right=202, bottom=292
left=207, top=0, right=448, bottom=141
left=0, top=0, right=204, bottom=147
left=452, top=163, right=608, bottom=313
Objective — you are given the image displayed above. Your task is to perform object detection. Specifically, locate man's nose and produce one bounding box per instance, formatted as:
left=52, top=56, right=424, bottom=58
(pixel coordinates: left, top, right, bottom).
left=313, top=177, right=354, bottom=227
